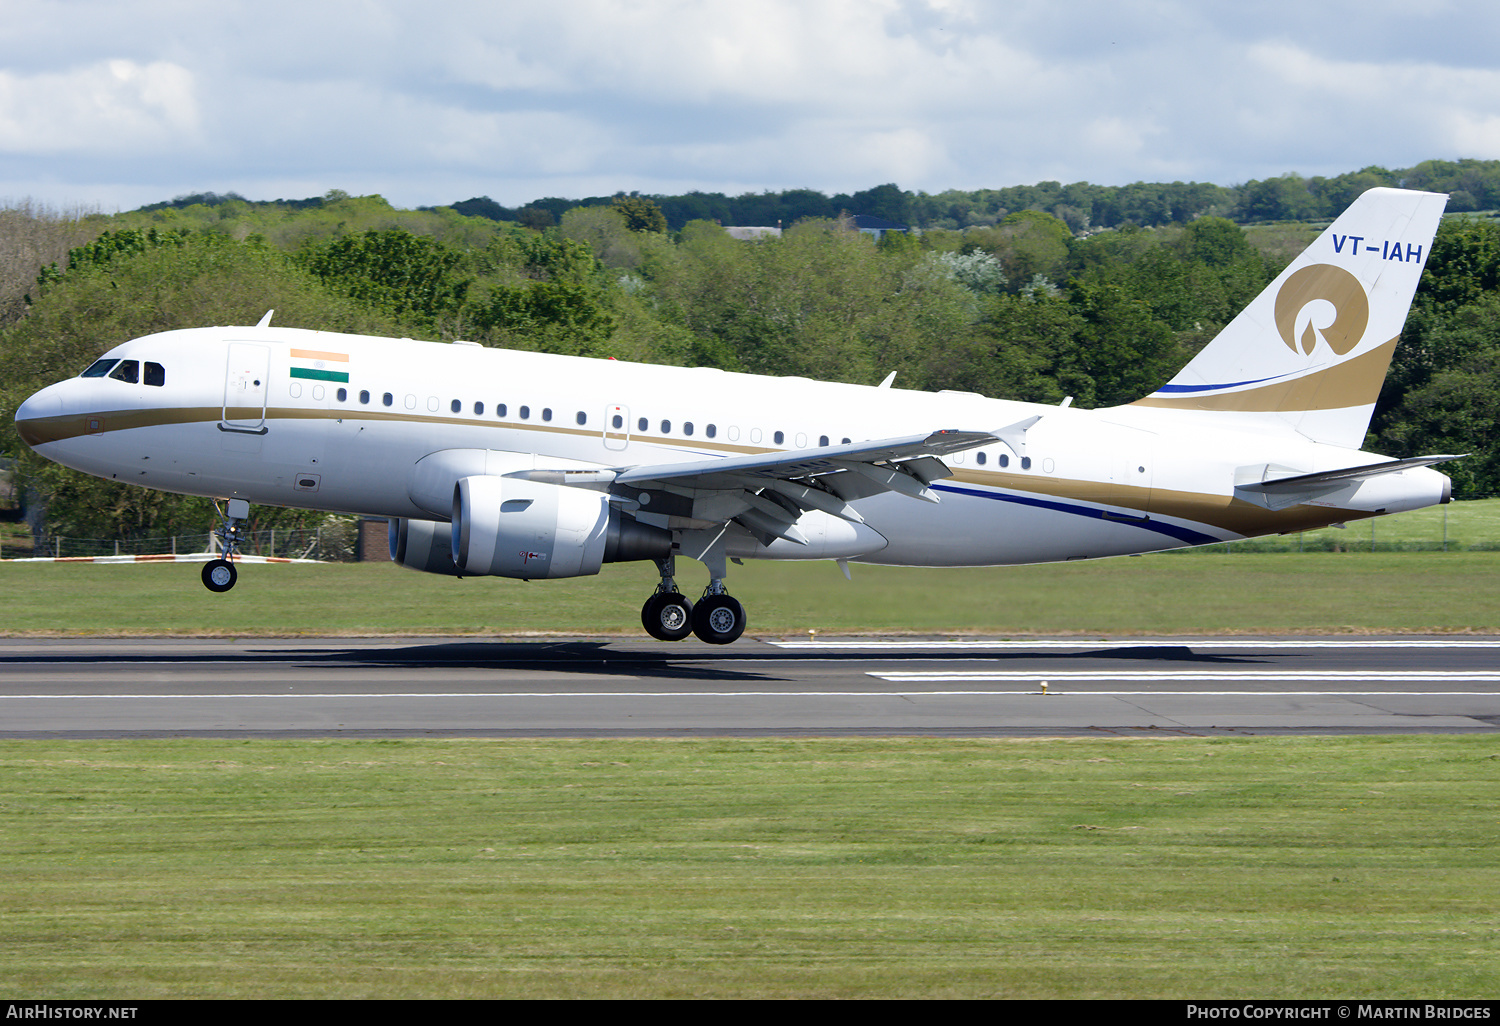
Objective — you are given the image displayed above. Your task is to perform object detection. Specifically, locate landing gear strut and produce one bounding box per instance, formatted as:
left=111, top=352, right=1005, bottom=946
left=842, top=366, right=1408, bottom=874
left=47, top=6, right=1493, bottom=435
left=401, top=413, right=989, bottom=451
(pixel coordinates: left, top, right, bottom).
left=638, top=540, right=748, bottom=645
left=202, top=498, right=249, bottom=593
left=640, top=556, right=693, bottom=641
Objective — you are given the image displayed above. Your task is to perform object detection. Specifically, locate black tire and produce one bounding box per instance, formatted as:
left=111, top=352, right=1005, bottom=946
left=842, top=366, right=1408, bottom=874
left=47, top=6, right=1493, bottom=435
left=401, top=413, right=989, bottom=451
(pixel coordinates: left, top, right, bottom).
left=642, top=592, right=694, bottom=641
left=202, top=558, right=237, bottom=593
left=691, top=594, right=746, bottom=645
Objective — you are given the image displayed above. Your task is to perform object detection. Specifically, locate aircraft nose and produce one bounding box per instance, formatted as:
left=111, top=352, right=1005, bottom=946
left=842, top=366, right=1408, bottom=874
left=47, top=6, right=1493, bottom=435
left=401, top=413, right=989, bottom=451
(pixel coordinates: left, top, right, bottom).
left=14, top=386, right=64, bottom=449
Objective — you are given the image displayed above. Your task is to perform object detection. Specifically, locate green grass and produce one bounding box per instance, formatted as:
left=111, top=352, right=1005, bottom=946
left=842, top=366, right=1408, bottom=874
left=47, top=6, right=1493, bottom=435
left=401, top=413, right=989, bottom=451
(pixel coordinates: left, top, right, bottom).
left=3, top=550, right=1499, bottom=636
left=2, top=736, right=1497, bottom=999
left=1184, top=497, right=1500, bottom=553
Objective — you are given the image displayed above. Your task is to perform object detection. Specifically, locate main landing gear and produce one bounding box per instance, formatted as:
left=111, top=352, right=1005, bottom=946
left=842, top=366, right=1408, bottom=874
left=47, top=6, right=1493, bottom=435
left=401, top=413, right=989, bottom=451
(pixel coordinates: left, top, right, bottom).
left=640, top=554, right=746, bottom=645
left=201, top=498, right=249, bottom=593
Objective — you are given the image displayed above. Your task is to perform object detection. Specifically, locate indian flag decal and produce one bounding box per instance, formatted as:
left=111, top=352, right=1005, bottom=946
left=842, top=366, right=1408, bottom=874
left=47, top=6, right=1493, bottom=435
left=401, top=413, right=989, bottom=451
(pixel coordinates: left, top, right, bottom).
left=290, top=348, right=350, bottom=383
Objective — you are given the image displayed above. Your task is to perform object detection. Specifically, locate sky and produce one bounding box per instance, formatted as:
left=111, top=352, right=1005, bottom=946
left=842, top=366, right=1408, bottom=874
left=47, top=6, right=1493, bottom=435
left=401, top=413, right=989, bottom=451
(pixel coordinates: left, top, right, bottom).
left=2, top=0, right=1499, bottom=213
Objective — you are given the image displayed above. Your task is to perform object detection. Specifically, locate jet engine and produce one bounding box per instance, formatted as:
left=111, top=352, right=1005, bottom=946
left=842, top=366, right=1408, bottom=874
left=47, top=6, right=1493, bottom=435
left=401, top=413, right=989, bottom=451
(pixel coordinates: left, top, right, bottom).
left=389, top=516, right=463, bottom=576
left=443, top=475, right=670, bottom=579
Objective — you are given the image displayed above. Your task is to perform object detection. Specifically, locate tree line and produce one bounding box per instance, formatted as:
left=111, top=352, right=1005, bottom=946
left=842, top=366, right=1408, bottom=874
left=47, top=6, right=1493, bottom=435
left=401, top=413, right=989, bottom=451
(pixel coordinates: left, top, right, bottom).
left=2, top=179, right=1498, bottom=544
left=139, top=159, right=1500, bottom=235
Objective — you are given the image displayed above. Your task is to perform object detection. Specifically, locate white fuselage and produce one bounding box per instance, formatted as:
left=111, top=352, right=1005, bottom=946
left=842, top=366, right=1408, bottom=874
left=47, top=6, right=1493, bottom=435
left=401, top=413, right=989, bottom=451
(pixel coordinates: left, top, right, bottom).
left=16, top=325, right=1451, bottom=567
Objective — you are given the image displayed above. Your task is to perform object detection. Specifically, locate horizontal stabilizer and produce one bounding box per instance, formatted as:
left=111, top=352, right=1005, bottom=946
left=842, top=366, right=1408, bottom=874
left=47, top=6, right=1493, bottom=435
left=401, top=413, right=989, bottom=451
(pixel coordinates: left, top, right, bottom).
left=1235, top=454, right=1462, bottom=511
left=1239, top=455, right=1464, bottom=493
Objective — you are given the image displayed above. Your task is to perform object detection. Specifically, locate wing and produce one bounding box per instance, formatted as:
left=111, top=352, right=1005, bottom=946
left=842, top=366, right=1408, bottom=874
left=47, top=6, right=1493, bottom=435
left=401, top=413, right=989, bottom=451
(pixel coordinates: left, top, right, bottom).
left=513, top=429, right=996, bottom=546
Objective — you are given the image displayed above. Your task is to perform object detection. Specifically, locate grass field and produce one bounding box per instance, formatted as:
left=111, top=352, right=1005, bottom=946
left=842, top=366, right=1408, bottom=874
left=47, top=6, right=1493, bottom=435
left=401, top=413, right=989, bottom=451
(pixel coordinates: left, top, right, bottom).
left=2, top=549, right=1499, bottom=636
left=5, top=511, right=1498, bottom=999
left=2, top=735, right=1497, bottom=999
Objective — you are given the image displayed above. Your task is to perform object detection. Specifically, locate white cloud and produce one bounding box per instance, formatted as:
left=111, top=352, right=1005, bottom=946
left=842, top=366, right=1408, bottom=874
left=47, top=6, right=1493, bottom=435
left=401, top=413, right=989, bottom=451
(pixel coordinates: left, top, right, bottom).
left=3, top=1, right=1500, bottom=208
left=0, top=59, right=199, bottom=155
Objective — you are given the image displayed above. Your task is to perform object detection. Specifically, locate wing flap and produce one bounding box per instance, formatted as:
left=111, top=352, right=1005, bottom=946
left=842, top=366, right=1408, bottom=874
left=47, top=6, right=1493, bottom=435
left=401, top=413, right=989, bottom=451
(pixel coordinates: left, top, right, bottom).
left=607, top=428, right=996, bottom=537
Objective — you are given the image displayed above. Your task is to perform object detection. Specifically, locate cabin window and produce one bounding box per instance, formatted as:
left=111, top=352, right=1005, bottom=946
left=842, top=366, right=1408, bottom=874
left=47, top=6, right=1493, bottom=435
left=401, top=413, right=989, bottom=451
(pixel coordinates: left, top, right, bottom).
left=519, top=406, right=530, bottom=419
left=497, top=403, right=507, bottom=417
left=108, top=360, right=139, bottom=384
left=683, top=422, right=694, bottom=436
left=1021, top=457, right=1032, bottom=470
left=660, top=420, right=671, bottom=433
left=576, top=411, right=587, bottom=426
left=474, top=401, right=484, bottom=415
left=841, top=437, right=851, bottom=445
left=999, top=454, right=1010, bottom=468
left=706, top=424, right=716, bottom=438
left=976, top=452, right=987, bottom=466
left=450, top=399, right=461, bottom=414
left=383, top=393, right=393, bottom=407
left=773, top=431, right=784, bottom=445
left=81, top=359, right=117, bottom=378
left=360, top=390, right=370, bottom=404
left=612, top=414, right=624, bottom=429
left=337, top=388, right=348, bottom=402
left=144, top=362, right=165, bottom=387
left=638, top=417, right=648, bottom=432
left=819, top=435, right=829, bottom=447
left=542, top=408, right=552, bottom=422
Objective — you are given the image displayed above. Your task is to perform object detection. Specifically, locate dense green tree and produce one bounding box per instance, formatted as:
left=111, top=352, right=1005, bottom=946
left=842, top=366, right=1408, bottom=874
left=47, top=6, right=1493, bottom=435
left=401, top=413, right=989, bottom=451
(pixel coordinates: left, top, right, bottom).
left=610, top=195, right=667, bottom=234
left=561, top=206, right=642, bottom=268
left=848, top=183, right=913, bottom=225
left=298, top=229, right=470, bottom=326
left=968, top=210, right=1072, bottom=287
left=0, top=233, right=403, bottom=539
left=473, top=279, right=617, bottom=356
left=1236, top=174, right=1324, bottom=222
left=1062, top=279, right=1186, bottom=406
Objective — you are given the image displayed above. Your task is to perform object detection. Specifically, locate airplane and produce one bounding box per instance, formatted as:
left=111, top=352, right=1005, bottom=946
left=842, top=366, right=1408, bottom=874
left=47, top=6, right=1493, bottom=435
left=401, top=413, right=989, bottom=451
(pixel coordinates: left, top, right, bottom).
left=13, top=187, right=1461, bottom=644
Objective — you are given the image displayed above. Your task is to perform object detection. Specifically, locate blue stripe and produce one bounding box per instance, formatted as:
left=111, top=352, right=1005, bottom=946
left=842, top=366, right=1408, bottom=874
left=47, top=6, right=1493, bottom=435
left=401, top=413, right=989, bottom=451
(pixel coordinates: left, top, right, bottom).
left=932, top=483, right=1223, bottom=547
left=1153, top=371, right=1298, bottom=394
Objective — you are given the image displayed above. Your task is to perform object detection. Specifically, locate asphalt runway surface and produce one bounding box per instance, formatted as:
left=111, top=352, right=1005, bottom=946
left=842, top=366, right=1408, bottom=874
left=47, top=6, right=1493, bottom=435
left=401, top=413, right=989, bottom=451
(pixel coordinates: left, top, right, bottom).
left=4, top=635, right=1500, bottom=738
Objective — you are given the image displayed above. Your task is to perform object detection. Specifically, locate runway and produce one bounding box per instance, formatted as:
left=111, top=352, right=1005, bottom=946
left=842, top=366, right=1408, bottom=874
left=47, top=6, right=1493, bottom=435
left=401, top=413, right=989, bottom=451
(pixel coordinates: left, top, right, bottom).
left=3, top=635, right=1499, bottom=737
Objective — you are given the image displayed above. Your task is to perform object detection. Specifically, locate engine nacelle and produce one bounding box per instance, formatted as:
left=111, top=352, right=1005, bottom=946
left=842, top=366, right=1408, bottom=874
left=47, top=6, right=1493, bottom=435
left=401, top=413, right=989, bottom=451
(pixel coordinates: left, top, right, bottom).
left=389, top=517, right=463, bottom=576
left=451, top=475, right=670, bottom=579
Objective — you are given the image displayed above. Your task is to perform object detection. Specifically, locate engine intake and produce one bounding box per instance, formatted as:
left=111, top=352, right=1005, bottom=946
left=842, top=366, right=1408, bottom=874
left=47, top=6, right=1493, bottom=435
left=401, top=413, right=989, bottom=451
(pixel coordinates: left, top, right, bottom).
left=450, top=475, right=670, bottom=579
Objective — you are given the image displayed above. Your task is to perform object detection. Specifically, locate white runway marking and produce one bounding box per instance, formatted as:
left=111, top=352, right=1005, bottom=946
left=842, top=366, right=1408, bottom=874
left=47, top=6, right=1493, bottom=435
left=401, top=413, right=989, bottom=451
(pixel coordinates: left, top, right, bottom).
left=6, top=687, right=1500, bottom=700
left=872, top=670, right=1500, bottom=683
left=773, top=639, right=1500, bottom=650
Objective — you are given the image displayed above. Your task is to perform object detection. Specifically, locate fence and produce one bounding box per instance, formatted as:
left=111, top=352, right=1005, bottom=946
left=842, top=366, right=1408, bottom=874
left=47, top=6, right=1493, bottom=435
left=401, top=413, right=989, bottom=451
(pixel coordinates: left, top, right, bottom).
left=2, top=525, right=358, bottom=562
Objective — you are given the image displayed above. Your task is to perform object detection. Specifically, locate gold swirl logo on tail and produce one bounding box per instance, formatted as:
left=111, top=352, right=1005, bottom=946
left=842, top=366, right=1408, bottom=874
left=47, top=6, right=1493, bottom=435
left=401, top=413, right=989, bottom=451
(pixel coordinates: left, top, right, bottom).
left=1274, top=264, right=1369, bottom=356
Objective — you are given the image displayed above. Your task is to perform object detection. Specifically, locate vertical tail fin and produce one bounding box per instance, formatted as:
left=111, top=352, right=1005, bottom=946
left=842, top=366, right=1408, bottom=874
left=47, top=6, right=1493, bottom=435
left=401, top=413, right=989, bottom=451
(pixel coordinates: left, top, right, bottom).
left=1130, top=187, right=1447, bottom=448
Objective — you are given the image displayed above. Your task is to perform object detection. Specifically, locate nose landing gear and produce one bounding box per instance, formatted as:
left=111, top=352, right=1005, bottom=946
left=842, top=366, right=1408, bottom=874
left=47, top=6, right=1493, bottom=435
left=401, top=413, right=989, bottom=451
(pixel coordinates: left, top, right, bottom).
left=201, top=498, right=250, bottom=593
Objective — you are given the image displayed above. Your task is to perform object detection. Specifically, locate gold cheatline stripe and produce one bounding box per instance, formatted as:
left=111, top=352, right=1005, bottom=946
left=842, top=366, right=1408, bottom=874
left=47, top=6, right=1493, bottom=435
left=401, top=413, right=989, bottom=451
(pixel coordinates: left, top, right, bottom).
left=16, top=405, right=762, bottom=453
left=946, top=471, right=1367, bottom=537
left=1131, top=338, right=1397, bottom=413
left=21, top=405, right=1367, bottom=538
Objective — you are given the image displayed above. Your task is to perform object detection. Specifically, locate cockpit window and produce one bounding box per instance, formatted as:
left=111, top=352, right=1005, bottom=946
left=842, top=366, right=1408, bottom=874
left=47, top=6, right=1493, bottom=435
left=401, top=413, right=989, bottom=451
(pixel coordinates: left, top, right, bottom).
left=81, top=359, right=117, bottom=378
left=144, top=362, right=165, bottom=387
left=108, top=360, right=139, bottom=384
